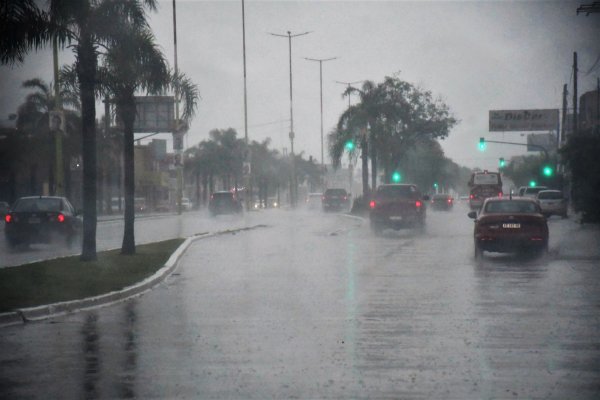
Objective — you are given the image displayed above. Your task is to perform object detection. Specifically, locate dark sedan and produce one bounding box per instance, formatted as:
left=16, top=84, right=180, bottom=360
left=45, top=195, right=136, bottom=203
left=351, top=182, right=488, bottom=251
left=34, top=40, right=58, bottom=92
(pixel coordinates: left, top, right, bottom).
left=468, top=196, right=548, bottom=258
left=208, top=191, right=243, bottom=216
left=4, top=196, right=82, bottom=248
left=430, top=193, right=454, bottom=211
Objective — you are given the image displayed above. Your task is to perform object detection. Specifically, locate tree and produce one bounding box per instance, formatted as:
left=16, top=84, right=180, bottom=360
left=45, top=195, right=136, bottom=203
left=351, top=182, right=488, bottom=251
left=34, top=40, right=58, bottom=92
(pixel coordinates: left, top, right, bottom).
left=1, top=0, right=161, bottom=261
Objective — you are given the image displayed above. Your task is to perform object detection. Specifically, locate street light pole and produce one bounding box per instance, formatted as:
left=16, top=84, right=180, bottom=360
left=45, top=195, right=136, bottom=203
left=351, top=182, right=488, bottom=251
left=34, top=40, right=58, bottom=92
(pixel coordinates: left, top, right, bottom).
left=52, top=37, right=64, bottom=196
left=269, top=30, right=311, bottom=207
left=172, top=0, right=184, bottom=215
left=305, top=57, right=337, bottom=167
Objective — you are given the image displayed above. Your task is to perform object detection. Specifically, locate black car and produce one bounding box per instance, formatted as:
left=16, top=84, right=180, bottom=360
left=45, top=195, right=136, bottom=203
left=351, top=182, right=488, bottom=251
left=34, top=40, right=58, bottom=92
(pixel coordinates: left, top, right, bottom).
left=4, top=196, right=82, bottom=248
left=322, top=188, right=350, bottom=212
left=430, top=193, right=454, bottom=211
left=369, top=184, right=429, bottom=233
left=208, top=191, right=243, bottom=216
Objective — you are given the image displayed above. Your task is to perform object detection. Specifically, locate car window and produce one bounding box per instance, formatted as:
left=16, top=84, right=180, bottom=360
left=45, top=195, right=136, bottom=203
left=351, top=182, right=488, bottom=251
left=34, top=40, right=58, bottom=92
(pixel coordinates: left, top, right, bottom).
left=484, top=200, right=538, bottom=214
left=13, top=198, right=62, bottom=212
left=377, top=185, right=418, bottom=199
left=524, top=187, right=547, bottom=195
left=324, top=189, right=347, bottom=196
left=537, top=191, right=563, bottom=200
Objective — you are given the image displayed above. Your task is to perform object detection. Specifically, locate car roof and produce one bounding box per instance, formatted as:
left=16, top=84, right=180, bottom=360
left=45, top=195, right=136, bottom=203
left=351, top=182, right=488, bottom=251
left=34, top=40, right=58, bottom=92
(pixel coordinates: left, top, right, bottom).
left=537, top=189, right=562, bottom=194
left=484, top=196, right=537, bottom=203
left=17, top=196, right=65, bottom=200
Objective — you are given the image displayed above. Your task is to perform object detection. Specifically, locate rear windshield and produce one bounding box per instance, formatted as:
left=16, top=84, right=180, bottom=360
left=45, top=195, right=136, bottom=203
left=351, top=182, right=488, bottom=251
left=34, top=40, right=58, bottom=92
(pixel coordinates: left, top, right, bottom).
left=472, top=173, right=500, bottom=185
left=484, top=200, right=538, bottom=214
left=433, top=194, right=450, bottom=200
left=213, top=192, right=234, bottom=200
left=324, top=189, right=347, bottom=196
left=13, top=198, right=62, bottom=212
left=377, top=185, right=419, bottom=199
left=537, top=191, right=563, bottom=200
left=524, top=187, right=547, bottom=195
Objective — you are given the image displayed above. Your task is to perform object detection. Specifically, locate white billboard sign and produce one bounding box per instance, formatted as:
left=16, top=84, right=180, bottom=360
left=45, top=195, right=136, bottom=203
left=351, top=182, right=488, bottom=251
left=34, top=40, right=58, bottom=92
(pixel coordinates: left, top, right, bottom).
left=489, top=109, right=559, bottom=132
left=133, top=96, right=175, bottom=133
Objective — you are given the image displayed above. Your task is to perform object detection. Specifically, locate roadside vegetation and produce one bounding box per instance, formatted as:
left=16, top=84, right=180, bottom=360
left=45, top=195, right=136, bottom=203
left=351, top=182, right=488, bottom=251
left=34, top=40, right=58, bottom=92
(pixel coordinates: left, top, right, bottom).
left=0, top=238, right=184, bottom=313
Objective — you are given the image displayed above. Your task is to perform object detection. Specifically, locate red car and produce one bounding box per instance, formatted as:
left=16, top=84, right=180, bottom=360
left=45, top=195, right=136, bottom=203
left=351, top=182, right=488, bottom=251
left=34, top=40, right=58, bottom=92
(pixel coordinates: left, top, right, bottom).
left=468, top=197, right=548, bottom=258
left=369, top=184, right=429, bottom=233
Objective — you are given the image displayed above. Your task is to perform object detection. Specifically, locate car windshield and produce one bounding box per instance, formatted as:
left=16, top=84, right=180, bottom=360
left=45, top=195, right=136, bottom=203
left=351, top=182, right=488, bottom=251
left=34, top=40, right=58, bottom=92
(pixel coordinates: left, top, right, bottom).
left=484, top=200, right=538, bottom=214
left=13, top=198, right=62, bottom=212
left=537, top=191, right=563, bottom=200
left=324, top=189, right=346, bottom=196
left=524, top=187, right=547, bottom=195
left=377, top=185, right=418, bottom=199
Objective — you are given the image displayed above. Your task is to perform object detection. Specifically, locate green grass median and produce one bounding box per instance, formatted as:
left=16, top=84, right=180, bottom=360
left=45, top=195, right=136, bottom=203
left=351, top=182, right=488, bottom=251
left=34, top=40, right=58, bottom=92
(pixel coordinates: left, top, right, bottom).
left=0, top=238, right=185, bottom=313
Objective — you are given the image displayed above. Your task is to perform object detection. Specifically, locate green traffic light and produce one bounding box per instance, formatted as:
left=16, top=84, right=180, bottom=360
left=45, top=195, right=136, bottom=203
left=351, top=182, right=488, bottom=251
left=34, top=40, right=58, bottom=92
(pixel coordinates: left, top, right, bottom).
left=478, top=137, right=486, bottom=151
left=344, top=140, right=355, bottom=151
left=542, top=165, right=553, bottom=177
left=391, top=171, right=401, bottom=183
left=529, top=180, right=537, bottom=187
left=433, top=182, right=438, bottom=188
left=499, top=157, right=505, bottom=168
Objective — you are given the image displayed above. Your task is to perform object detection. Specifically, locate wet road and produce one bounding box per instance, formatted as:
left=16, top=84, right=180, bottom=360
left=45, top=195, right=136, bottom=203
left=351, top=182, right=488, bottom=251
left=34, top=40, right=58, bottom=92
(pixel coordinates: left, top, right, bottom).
left=1, top=204, right=600, bottom=399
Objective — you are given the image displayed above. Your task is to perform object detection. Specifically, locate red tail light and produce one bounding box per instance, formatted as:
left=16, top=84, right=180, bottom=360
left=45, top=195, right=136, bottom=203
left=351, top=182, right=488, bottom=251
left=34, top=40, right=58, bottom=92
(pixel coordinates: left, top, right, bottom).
left=415, top=201, right=422, bottom=208
left=498, top=192, right=503, bottom=197
left=4, top=214, right=11, bottom=223
left=57, top=213, right=65, bottom=223
left=369, top=200, right=376, bottom=209
left=447, top=198, right=452, bottom=204
left=469, top=194, right=474, bottom=199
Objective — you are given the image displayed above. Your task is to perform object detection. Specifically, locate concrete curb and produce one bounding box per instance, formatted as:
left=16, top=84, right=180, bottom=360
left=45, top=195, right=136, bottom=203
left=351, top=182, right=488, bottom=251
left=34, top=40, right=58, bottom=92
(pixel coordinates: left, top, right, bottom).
left=0, top=226, right=266, bottom=328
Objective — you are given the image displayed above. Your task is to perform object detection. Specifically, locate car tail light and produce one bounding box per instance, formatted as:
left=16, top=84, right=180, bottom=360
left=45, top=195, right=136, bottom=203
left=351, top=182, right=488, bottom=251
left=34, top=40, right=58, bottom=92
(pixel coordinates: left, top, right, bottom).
left=469, top=194, right=474, bottom=199
left=4, top=214, right=11, bottom=223
left=447, top=198, right=452, bottom=204
left=57, top=213, right=65, bottom=223
left=322, top=196, right=326, bottom=201
left=369, top=200, right=376, bottom=209
left=498, top=192, right=503, bottom=197
left=343, top=196, right=347, bottom=201
left=415, top=201, right=422, bottom=208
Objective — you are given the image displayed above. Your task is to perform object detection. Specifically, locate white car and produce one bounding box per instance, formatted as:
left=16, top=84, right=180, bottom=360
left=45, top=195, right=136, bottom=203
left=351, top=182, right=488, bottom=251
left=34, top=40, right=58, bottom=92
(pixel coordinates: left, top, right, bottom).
left=536, top=190, right=568, bottom=218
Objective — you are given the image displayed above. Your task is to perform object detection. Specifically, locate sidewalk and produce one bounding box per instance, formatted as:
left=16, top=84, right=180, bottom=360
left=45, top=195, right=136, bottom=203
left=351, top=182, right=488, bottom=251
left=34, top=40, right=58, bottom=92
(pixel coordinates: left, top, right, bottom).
left=553, top=213, right=600, bottom=260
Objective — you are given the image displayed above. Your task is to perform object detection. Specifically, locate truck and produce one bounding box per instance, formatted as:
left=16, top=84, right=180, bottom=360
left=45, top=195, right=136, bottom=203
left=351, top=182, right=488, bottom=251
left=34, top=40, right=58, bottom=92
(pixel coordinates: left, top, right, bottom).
left=468, top=171, right=502, bottom=210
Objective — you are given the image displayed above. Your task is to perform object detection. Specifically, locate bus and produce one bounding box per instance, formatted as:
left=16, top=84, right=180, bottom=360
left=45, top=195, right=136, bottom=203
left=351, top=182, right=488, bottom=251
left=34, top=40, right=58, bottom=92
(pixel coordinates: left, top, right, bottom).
left=468, top=171, right=502, bottom=210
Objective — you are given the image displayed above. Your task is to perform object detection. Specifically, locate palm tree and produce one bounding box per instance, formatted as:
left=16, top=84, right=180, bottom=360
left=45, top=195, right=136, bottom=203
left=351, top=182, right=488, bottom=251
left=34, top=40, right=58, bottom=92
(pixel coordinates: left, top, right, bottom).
left=96, top=23, right=198, bottom=254
left=1, top=0, right=161, bottom=261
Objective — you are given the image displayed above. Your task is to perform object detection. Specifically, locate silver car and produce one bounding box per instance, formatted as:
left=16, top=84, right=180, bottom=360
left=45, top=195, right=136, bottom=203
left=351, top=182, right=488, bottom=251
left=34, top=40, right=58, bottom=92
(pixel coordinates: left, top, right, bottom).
left=536, top=190, right=568, bottom=218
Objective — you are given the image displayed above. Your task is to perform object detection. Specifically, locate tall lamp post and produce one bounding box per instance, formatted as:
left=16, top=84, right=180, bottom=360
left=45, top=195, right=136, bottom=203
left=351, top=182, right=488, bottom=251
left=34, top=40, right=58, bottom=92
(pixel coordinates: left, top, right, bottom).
left=269, top=30, right=311, bottom=207
left=304, top=57, right=337, bottom=167
left=172, top=0, right=184, bottom=214
left=335, top=80, right=363, bottom=108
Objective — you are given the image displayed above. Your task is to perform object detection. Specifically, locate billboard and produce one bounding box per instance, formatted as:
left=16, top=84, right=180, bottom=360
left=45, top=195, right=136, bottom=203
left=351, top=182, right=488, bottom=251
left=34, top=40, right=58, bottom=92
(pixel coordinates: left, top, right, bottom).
left=133, top=96, right=175, bottom=133
left=489, top=109, right=559, bottom=132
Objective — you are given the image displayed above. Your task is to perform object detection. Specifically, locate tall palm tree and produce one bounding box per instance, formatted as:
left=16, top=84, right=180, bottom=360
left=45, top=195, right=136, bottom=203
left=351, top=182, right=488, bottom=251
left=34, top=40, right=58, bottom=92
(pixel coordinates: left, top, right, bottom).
left=1, top=0, right=160, bottom=261
left=96, top=23, right=198, bottom=254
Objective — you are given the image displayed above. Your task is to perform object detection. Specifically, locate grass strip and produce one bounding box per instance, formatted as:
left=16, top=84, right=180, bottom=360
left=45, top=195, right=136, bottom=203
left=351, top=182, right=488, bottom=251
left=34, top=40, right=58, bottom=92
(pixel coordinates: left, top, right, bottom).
left=0, top=238, right=184, bottom=313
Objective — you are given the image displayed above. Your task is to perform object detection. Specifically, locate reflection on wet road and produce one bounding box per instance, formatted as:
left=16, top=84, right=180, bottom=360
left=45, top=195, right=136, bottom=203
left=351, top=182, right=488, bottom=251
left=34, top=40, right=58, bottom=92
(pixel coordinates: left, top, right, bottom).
left=1, top=206, right=599, bottom=398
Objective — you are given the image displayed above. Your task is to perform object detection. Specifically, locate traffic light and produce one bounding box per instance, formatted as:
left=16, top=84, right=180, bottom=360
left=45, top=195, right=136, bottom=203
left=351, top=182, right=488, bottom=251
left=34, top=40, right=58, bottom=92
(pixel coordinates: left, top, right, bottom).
left=499, top=157, right=505, bottom=168
left=344, top=140, right=355, bottom=151
left=391, top=171, right=401, bottom=183
left=478, top=137, right=486, bottom=151
left=433, top=182, right=438, bottom=188
left=529, top=180, right=537, bottom=187
left=542, top=165, right=554, bottom=177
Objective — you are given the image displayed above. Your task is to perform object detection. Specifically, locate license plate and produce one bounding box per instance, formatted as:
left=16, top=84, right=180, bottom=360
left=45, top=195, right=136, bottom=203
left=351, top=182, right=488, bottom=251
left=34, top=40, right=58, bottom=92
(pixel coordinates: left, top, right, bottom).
left=502, top=223, right=520, bottom=229
left=390, top=216, right=403, bottom=221
left=28, top=217, right=41, bottom=224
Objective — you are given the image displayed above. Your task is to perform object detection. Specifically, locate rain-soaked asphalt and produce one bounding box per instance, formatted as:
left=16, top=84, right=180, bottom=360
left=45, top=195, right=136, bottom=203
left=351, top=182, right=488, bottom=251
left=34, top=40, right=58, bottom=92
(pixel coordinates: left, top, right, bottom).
left=1, top=203, right=600, bottom=399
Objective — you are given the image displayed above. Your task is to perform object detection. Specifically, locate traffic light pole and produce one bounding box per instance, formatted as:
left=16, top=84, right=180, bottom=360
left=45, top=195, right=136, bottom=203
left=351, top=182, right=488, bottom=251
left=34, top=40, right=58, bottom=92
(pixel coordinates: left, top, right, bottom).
left=482, top=139, right=549, bottom=161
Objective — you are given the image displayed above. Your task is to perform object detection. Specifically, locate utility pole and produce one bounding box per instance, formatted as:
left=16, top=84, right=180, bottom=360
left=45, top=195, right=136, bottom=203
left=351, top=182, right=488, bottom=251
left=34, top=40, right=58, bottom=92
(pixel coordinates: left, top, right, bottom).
left=241, top=0, right=251, bottom=210
left=269, top=30, right=311, bottom=208
left=561, top=83, right=568, bottom=146
left=304, top=57, right=337, bottom=167
left=52, top=37, right=64, bottom=196
left=173, top=0, right=184, bottom=214
left=573, top=51, right=578, bottom=136
left=597, top=77, right=599, bottom=135
left=335, top=80, right=363, bottom=108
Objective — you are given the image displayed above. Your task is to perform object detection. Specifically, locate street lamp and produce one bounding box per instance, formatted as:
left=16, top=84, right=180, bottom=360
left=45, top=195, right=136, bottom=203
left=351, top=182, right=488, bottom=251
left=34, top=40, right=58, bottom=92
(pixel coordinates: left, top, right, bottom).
left=269, top=30, right=311, bottom=207
left=335, top=80, right=363, bottom=108
left=305, top=56, right=337, bottom=167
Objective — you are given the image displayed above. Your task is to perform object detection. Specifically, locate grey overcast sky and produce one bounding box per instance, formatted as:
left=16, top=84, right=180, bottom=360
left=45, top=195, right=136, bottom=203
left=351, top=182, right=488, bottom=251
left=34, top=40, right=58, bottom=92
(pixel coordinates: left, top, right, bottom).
left=1, top=0, right=599, bottom=172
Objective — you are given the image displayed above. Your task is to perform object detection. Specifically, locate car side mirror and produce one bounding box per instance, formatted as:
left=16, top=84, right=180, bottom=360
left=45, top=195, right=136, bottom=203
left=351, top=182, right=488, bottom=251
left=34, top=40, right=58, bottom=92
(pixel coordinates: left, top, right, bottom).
left=468, top=211, right=477, bottom=219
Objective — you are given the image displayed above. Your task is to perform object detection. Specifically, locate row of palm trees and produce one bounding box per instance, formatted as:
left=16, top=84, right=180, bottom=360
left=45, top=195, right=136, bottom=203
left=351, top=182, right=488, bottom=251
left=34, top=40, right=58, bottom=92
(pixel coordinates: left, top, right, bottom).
left=1, top=0, right=198, bottom=260
left=328, top=75, right=459, bottom=198
left=185, top=129, right=323, bottom=208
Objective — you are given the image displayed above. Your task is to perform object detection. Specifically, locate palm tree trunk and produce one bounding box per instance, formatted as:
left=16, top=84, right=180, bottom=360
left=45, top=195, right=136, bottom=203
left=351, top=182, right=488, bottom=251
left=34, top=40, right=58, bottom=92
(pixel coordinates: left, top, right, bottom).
left=78, top=35, right=98, bottom=261
left=120, top=92, right=136, bottom=255
left=361, top=137, right=369, bottom=198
